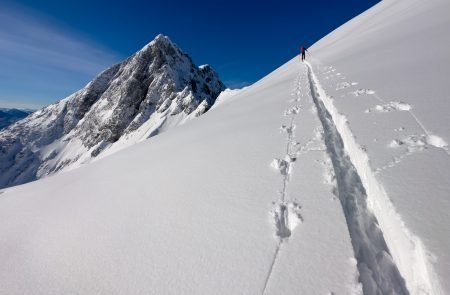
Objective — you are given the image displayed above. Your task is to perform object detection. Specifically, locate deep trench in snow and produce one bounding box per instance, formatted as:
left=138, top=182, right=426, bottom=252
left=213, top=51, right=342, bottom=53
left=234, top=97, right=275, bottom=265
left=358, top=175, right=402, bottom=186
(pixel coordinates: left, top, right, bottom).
left=306, top=64, right=409, bottom=295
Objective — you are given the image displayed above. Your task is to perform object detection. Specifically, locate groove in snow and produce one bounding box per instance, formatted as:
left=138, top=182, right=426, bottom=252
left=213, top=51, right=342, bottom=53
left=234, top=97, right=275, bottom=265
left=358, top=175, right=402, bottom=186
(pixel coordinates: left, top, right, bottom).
left=307, top=62, right=443, bottom=295
left=307, top=64, right=409, bottom=295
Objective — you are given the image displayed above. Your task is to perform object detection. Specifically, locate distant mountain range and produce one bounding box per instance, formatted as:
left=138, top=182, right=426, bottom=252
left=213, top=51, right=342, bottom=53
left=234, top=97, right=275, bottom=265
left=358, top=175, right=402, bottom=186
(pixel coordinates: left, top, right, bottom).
left=0, top=34, right=225, bottom=189
left=0, top=108, right=33, bottom=130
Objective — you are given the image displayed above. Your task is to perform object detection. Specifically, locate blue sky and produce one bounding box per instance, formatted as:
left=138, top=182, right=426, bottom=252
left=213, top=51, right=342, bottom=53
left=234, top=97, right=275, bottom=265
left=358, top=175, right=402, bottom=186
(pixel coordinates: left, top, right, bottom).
left=0, top=0, right=380, bottom=109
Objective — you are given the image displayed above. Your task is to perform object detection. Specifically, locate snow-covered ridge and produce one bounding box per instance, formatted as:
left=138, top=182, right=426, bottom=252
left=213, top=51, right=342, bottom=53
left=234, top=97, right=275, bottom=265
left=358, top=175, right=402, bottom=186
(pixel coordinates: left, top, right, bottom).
left=1, top=0, right=450, bottom=294
left=0, top=34, right=225, bottom=189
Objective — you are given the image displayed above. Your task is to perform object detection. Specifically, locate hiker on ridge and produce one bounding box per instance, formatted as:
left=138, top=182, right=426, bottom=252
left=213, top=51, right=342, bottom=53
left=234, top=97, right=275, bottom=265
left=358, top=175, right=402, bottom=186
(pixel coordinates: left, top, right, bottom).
left=300, top=46, right=308, bottom=62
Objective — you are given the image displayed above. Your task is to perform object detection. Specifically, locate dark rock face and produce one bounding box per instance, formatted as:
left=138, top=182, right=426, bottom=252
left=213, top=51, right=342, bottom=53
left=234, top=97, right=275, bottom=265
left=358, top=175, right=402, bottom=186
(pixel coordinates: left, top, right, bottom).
left=0, top=34, right=225, bottom=189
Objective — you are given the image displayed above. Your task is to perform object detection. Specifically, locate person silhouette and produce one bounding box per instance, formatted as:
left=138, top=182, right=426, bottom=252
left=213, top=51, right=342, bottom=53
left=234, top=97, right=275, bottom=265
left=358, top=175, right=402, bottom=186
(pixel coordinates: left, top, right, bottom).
left=300, top=46, right=308, bottom=62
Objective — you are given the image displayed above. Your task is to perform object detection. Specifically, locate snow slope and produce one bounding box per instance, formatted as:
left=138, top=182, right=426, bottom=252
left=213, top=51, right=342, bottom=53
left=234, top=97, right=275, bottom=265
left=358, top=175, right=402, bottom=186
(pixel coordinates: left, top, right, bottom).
left=0, top=0, right=449, bottom=294
left=308, top=0, right=450, bottom=293
left=0, top=60, right=361, bottom=295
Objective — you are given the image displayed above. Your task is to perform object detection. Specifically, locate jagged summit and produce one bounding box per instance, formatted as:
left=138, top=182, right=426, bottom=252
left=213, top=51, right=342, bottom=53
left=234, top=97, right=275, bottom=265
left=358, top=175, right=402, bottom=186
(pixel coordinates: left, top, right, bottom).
left=139, top=34, right=185, bottom=61
left=0, top=34, right=226, bottom=189
left=149, top=34, right=175, bottom=47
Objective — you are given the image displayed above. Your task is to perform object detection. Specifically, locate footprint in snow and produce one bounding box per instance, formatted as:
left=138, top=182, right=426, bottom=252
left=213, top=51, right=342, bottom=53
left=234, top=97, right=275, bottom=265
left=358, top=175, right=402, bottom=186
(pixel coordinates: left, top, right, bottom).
left=336, top=81, right=358, bottom=90
left=280, top=124, right=296, bottom=135
left=323, top=68, right=338, bottom=76
left=351, top=89, right=375, bottom=96
left=271, top=201, right=303, bottom=240
left=284, top=106, right=301, bottom=116
left=389, top=134, right=447, bottom=151
left=388, top=136, right=425, bottom=150
left=270, top=156, right=296, bottom=176
left=365, top=101, right=411, bottom=113
left=377, top=134, right=434, bottom=174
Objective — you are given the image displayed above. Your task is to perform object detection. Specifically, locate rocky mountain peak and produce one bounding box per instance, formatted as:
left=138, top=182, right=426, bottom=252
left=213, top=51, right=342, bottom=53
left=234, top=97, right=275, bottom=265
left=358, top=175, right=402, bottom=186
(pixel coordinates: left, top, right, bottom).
left=0, top=34, right=226, bottom=189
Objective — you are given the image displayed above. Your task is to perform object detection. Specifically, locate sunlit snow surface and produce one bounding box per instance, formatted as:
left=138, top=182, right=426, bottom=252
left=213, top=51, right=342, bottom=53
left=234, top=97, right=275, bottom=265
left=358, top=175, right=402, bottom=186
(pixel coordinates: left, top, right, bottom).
left=1, top=0, right=449, bottom=294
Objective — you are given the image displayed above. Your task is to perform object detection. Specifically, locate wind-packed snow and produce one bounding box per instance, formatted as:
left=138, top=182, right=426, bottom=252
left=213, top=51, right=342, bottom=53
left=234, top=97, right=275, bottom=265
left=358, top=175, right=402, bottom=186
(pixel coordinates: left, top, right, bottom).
left=0, top=0, right=449, bottom=294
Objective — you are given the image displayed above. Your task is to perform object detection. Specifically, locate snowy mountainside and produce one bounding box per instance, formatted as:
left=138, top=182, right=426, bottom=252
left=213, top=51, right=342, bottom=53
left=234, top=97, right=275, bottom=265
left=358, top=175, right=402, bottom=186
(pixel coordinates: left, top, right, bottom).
left=311, top=0, right=450, bottom=140
left=309, top=0, right=450, bottom=293
left=1, top=0, right=450, bottom=294
left=0, top=34, right=225, bottom=189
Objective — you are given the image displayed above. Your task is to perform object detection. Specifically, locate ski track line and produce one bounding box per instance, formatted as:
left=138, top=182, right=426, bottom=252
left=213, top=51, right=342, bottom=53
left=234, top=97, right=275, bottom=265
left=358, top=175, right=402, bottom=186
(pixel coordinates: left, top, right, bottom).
left=306, top=62, right=444, bottom=295
left=261, top=69, right=308, bottom=295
